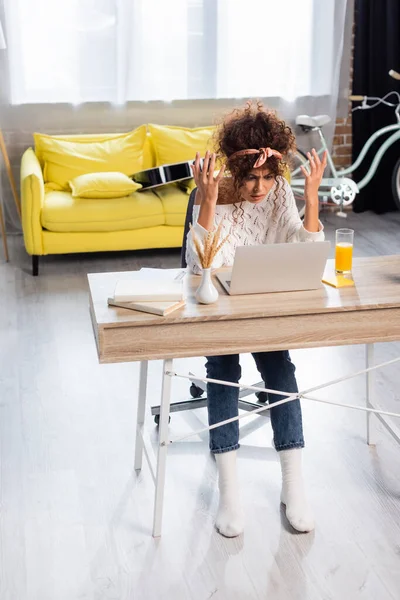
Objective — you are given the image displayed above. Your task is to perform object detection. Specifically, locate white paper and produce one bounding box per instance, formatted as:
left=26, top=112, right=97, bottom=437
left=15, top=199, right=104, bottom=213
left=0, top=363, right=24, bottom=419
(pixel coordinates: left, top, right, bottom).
left=138, top=267, right=186, bottom=282
left=114, top=279, right=183, bottom=302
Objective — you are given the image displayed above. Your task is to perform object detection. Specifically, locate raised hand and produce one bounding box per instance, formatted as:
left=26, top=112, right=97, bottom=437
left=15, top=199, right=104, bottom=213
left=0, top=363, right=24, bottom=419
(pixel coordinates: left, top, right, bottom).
left=191, top=151, right=226, bottom=206
left=300, top=149, right=328, bottom=205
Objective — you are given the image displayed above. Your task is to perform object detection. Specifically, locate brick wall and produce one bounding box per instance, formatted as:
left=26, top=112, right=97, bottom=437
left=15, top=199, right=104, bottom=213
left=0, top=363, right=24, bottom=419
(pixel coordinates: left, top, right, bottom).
left=331, top=15, right=354, bottom=169
left=332, top=115, right=352, bottom=168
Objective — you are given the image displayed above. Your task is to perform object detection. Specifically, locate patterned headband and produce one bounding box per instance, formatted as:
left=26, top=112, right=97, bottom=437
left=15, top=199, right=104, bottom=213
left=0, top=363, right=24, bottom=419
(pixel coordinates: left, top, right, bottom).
left=228, top=147, right=283, bottom=168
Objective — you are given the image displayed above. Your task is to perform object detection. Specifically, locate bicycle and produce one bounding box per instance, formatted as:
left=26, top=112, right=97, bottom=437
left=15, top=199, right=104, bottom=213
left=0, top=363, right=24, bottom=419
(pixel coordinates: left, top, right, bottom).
left=289, top=69, right=400, bottom=217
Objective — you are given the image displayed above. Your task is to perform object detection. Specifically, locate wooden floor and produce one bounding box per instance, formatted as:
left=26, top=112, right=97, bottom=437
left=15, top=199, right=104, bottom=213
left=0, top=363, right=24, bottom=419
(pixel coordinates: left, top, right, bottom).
left=1, top=210, right=400, bottom=600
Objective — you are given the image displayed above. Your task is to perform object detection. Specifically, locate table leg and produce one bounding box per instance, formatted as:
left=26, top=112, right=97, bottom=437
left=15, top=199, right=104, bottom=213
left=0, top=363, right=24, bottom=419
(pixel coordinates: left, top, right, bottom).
left=366, top=344, right=377, bottom=446
left=152, top=358, right=173, bottom=538
left=134, top=360, right=148, bottom=472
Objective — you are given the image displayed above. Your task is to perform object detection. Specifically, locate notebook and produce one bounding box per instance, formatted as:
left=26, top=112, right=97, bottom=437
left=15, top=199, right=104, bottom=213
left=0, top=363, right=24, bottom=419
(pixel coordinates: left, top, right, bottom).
left=109, top=268, right=187, bottom=316
left=107, top=297, right=186, bottom=316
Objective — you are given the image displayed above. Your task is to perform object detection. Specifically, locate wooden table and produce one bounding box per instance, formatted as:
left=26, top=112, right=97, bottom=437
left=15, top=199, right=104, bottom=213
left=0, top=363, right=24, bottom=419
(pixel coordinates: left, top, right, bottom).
left=88, top=256, right=400, bottom=536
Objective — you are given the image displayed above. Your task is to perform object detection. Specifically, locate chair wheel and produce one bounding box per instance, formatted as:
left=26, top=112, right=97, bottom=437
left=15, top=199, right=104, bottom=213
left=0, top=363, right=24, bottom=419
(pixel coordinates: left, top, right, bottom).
left=154, top=414, right=171, bottom=425
left=190, top=383, right=204, bottom=398
left=255, top=391, right=269, bottom=403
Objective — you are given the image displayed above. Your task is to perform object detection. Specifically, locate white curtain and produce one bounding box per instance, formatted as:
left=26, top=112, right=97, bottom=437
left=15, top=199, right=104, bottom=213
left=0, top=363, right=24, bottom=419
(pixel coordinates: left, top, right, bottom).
left=5, top=0, right=348, bottom=105
left=217, top=0, right=317, bottom=100
left=215, top=0, right=350, bottom=145
left=2, top=0, right=350, bottom=231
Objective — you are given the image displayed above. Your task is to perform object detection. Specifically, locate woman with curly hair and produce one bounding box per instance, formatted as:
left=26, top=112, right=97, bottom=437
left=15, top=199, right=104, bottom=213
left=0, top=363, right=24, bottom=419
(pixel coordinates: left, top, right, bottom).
left=186, top=101, right=327, bottom=538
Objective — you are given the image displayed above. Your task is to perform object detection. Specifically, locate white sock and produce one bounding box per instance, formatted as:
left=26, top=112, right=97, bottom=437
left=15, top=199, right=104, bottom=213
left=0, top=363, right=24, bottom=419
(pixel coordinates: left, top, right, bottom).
left=279, top=448, right=314, bottom=533
left=214, top=451, right=244, bottom=537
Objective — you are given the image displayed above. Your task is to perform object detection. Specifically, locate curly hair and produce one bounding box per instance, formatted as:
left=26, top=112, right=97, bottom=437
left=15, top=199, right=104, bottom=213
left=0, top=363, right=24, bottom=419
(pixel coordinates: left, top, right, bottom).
left=213, top=100, right=296, bottom=224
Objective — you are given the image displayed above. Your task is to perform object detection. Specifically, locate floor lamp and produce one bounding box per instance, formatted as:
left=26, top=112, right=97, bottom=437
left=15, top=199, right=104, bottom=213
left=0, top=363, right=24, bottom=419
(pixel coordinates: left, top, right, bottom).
left=0, top=21, right=21, bottom=262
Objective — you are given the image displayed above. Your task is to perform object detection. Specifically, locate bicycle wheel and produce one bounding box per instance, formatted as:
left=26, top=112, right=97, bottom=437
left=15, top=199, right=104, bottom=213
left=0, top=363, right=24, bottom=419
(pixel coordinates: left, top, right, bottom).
left=391, top=157, right=400, bottom=211
left=288, top=149, right=308, bottom=216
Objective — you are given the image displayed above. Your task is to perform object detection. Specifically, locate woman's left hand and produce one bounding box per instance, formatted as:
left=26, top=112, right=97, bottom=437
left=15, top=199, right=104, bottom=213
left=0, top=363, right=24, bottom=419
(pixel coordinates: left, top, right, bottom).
left=300, top=149, right=327, bottom=204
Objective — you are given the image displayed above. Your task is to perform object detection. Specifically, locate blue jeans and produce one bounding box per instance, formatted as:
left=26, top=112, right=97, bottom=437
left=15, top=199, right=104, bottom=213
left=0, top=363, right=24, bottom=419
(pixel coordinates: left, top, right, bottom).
left=205, top=351, right=304, bottom=453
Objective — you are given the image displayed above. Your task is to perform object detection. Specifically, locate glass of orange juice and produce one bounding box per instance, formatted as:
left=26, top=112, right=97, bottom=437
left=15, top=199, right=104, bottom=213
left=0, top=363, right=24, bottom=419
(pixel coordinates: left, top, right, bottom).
left=335, top=228, right=354, bottom=274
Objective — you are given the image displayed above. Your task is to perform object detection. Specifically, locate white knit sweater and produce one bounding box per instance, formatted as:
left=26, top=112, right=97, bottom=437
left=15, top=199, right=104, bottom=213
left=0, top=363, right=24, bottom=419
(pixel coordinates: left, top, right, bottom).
left=186, top=176, right=325, bottom=274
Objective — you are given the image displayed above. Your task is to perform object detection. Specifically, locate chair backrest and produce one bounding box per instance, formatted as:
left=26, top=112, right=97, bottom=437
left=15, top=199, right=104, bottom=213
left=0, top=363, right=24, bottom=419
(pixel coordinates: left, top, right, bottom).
left=180, top=188, right=197, bottom=268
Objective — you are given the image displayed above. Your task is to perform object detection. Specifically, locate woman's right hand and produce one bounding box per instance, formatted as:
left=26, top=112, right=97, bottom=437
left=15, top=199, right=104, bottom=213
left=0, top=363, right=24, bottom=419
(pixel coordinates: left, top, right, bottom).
left=191, top=151, right=226, bottom=205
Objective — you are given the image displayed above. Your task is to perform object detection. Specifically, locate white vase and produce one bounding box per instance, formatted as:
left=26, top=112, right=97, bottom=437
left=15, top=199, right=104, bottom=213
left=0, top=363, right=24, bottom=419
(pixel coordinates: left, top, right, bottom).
left=195, top=268, right=219, bottom=304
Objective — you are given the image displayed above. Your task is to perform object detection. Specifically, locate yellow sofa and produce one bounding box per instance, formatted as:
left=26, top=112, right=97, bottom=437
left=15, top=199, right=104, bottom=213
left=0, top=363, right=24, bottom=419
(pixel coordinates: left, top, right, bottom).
left=21, top=124, right=214, bottom=275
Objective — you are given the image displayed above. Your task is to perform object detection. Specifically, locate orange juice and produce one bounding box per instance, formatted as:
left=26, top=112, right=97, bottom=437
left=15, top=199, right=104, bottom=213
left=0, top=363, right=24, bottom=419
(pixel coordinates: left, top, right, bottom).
left=335, top=242, right=353, bottom=272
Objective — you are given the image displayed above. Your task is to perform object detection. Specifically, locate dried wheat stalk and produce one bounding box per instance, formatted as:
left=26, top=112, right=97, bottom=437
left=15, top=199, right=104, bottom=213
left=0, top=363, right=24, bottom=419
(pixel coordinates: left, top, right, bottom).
left=189, top=222, right=230, bottom=269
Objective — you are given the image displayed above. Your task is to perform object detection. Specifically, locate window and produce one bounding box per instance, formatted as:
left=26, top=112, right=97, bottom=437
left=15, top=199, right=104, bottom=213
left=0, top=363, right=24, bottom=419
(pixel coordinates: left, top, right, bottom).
left=5, top=0, right=341, bottom=104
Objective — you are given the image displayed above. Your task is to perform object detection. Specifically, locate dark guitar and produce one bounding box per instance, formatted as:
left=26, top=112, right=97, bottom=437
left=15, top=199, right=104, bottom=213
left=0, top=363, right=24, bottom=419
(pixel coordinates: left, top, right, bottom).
left=131, top=158, right=212, bottom=190
left=131, top=160, right=194, bottom=190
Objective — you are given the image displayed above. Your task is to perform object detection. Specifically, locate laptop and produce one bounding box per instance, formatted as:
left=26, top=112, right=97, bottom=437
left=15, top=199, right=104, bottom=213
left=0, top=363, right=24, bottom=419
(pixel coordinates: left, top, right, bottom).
left=215, top=241, right=331, bottom=295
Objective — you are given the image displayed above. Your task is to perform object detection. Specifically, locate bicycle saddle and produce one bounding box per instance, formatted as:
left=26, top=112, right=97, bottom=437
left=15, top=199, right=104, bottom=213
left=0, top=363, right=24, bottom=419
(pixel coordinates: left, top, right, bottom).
left=296, top=114, right=331, bottom=128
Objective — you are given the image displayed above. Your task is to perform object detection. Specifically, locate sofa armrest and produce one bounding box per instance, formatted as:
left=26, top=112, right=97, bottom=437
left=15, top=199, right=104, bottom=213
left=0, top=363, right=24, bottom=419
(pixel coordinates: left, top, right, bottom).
left=21, top=148, right=44, bottom=255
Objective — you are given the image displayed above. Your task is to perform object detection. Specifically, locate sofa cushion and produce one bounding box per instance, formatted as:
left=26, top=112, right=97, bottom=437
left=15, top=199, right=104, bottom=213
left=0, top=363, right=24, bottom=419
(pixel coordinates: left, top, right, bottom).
left=177, top=178, right=196, bottom=195
left=69, top=172, right=142, bottom=199
left=34, top=127, right=147, bottom=191
left=148, top=124, right=215, bottom=167
left=35, top=130, right=154, bottom=172
left=152, top=184, right=190, bottom=226
left=41, top=189, right=165, bottom=233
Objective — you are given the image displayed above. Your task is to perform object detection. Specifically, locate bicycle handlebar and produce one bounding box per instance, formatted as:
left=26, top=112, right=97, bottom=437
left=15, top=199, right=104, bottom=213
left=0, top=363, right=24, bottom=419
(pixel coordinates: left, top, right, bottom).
left=351, top=71, right=400, bottom=100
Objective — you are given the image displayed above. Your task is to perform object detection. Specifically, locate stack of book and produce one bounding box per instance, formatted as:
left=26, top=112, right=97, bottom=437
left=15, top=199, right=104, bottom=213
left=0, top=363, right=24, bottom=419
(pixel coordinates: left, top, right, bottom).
left=108, top=268, right=186, bottom=316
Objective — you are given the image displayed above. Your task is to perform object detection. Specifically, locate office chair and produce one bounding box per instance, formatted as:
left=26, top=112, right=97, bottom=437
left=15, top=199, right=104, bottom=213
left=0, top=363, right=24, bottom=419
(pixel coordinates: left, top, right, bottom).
left=151, top=188, right=269, bottom=424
